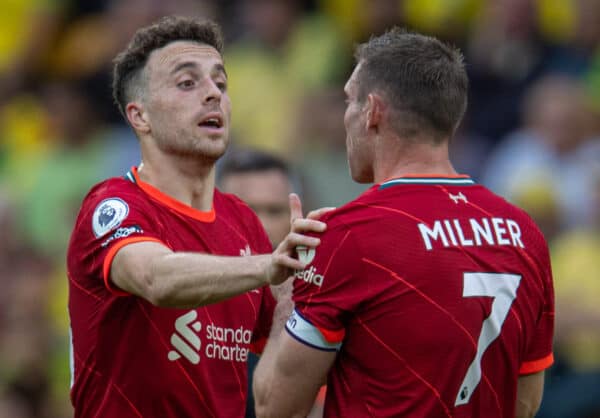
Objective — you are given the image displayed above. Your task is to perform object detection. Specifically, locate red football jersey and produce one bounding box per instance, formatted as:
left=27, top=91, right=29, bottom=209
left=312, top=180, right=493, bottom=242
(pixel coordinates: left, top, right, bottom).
left=67, top=167, right=275, bottom=418
left=288, top=175, right=554, bottom=418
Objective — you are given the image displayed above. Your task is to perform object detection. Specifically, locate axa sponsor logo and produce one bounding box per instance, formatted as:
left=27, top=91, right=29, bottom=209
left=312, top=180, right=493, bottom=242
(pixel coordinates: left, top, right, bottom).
left=168, top=310, right=253, bottom=365
left=294, top=266, right=324, bottom=287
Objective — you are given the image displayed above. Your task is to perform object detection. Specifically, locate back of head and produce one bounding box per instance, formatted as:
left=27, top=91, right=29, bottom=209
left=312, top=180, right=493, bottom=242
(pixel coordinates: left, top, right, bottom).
left=354, top=28, right=468, bottom=142
left=112, top=15, right=224, bottom=121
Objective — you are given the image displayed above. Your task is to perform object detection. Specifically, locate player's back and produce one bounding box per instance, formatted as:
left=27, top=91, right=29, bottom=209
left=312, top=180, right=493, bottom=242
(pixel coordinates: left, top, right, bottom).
left=292, top=176, right=554, bottom=418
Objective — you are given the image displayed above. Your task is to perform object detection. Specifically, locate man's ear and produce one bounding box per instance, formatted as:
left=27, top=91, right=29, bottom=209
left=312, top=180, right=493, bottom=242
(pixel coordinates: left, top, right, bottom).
left=126, top=102, right=150, bottom=134
left=365, top=93, right=384, bottom=131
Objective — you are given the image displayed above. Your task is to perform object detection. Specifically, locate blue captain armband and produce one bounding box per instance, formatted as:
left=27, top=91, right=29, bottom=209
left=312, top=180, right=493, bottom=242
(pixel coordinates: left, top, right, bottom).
left=285, top=309, right=343, bottom=352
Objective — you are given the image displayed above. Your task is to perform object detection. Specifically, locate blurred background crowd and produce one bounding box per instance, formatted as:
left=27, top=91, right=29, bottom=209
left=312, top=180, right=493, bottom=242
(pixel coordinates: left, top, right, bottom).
left=0, top=0, right=599, bottom=417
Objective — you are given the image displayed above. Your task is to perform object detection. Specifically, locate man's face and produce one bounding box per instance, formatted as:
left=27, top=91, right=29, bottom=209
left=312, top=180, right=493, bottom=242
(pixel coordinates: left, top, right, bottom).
left=141, top=41, right=231, bottom=161
left=343, top=63, right=374, bottom=183
left=221, top=169, right=291, bottom=248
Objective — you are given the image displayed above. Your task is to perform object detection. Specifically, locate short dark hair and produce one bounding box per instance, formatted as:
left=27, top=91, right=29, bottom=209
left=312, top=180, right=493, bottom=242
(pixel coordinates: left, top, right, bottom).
left=218, top=148, right=291, bottom=181
left=354, top=27, right=468, bottom=141
left=112, top=15, right=224, bottom=118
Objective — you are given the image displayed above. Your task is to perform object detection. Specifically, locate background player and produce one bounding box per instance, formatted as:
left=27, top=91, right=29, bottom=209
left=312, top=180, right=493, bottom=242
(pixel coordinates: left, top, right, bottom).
left=219, top=148, right=326, bottom=418
left=253, top=28, right=554, bottom=418
left=67, top=16, right=325, bottom=418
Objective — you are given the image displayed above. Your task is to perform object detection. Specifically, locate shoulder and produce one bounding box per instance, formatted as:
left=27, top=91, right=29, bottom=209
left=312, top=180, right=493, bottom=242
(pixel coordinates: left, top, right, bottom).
left=317, top=183, right=398, bottom=233
left=82, top=176, right=140, bottom=209
left=73, top=176, right=146, bottom=237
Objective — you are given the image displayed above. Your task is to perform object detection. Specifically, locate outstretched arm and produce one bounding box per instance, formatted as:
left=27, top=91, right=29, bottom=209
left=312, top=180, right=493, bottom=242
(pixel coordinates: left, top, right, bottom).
left=109, top=193, right=326, bottom=308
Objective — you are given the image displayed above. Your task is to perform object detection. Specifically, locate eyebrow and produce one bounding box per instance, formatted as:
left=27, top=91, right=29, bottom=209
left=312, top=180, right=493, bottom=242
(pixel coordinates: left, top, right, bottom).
left=214, top=63, right=228, bottom=79
left=170, top=61, right=228, bottom=79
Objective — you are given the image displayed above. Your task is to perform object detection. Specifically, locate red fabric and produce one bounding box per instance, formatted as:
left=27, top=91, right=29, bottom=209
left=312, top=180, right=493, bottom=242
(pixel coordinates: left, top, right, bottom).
left=67, top=168, right=274, bottom=418
left=293, top=177, right=554, bottom=418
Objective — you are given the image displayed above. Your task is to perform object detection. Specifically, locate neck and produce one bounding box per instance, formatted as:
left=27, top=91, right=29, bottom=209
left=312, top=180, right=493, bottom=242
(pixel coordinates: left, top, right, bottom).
left=373, top=135, right=457, bottom=183
left=137, top=148, right=217, bottom=212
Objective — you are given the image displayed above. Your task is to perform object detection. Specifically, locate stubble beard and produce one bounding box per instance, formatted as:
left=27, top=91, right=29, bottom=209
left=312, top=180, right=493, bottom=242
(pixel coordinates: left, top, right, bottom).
left=157, top=131, right=228, bottom=163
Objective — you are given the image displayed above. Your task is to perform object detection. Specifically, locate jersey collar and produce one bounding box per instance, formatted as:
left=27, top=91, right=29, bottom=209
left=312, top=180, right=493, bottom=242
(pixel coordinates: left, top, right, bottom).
left=125, top=166, right=216, bottom=223
left=379, top=174, right=475, bottom=190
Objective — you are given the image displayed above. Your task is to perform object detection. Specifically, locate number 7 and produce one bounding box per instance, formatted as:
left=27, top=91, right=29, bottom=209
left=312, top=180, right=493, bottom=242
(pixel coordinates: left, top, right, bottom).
left=455, top=273, right=521, bottom=406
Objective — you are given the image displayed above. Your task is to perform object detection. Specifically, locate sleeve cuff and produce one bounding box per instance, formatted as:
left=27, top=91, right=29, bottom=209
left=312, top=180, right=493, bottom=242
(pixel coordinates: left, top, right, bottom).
left=102, top=236, right=164, bottom=296
left=519, top=353, right=554, bottom=375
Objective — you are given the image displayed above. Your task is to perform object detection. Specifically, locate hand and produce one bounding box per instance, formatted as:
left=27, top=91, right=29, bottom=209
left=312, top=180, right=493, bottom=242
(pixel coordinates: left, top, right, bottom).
left=265, top=194, right=333, bottom=286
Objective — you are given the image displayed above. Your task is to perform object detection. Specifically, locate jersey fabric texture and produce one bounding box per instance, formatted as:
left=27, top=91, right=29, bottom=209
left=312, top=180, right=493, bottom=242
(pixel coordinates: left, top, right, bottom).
left=67, top=167, right=275, bottom=418
left=288, top=175, right=554, bottom=418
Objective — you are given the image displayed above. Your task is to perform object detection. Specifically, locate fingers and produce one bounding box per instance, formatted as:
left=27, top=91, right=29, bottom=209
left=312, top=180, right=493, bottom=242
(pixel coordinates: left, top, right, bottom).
left=281, top=232, right=320, bottom=252
left=271, top=253, right=306, bottom=272
left=292, top=218, right=326, bottom=234
left=307, top=206, right=336, bottom=220
left=289, top=193, right=303, bottom=224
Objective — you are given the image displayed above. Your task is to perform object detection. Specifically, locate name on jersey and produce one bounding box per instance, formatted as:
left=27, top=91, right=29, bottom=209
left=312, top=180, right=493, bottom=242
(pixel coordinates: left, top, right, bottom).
left=418, top=217, right=525, bottom=250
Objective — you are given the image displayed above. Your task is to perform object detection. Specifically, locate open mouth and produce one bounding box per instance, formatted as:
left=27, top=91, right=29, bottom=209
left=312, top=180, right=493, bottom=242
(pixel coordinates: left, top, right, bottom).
left=198, top=114, right=223, bottom=129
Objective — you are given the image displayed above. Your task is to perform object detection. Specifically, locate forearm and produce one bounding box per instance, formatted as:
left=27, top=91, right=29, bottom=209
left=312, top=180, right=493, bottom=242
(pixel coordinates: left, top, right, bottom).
left=112, top=243, right=272, bottom=308
left=269, top=280, right=294, bottom=336
left=515, top=371, right=544, bottom=418
left=149, top=252, right=271, bottom=308
left=254, top=336, right=310, bottom=418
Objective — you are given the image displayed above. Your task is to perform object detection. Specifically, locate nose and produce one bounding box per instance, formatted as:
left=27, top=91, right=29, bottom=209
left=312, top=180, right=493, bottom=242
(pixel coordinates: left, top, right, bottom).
left=203, top=78, right=222, bottom=104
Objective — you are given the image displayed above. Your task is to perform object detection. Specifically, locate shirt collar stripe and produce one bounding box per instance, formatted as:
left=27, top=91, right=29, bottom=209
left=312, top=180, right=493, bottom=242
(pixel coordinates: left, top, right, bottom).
left=379, top=177, right=475, bottom=189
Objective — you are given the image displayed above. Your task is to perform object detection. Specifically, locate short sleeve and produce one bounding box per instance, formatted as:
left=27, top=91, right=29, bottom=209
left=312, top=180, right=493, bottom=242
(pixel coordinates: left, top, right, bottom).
left=67, top=185, right=168, bottom=296
left=290, top=221, right=363, bottom=347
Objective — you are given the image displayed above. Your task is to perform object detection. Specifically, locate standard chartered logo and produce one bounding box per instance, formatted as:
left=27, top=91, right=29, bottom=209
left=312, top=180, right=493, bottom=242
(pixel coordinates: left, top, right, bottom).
left=168, top=310, right=253, bottom=365
left=168, top=310, right=202, bottom=364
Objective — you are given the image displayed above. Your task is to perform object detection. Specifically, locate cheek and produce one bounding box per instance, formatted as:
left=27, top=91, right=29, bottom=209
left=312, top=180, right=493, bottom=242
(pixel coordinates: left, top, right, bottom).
left=222, top=96, right=232, bottom=118
left=344, top=107, right=352, bottom=130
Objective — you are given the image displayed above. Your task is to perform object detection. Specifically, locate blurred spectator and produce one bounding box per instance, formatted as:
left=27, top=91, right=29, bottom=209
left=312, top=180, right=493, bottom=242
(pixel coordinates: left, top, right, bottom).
left=537, top=169, right=600, bottom=418
left=466, top=0, right=565, bottom=142
left=292, top=88, right=368, bottom=208
left=481, top=75, right=600, bottom=231
left=0, top=0, right=63, bottom=102
left=225, top=0, right=347, bottom=157
left=18, top=81, right=139, bottom=259
left=0, top=190, right=59, bottom=418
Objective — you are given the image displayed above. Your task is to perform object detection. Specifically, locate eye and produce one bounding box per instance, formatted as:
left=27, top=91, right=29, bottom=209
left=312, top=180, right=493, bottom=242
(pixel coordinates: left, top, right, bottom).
left=216, top=81, right=227, bottom=92
left=177, top=79, right=195, bottom=89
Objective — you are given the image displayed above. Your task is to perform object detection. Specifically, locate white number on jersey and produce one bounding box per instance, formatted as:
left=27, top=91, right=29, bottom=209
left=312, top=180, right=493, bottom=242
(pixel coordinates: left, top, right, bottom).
left=455, top=272, right=521, bottom=406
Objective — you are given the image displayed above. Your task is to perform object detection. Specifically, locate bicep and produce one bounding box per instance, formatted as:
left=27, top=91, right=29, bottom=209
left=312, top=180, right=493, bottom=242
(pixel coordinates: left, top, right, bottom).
left=110, top=240, right=172, bottom=298
left=255, top=332, right=336, bottom=418
left=515, top=370, right=545, bottom=418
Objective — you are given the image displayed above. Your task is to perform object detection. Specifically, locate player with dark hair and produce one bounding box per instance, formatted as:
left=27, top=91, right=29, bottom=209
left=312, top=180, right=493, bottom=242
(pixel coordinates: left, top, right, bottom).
left=219, top=148, right=327, bottom=418
left=253, top=28, right=554, bottom=418
left=67, top=16, right=325, bottom=418
left=219, top=149, right=296, bottom=249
